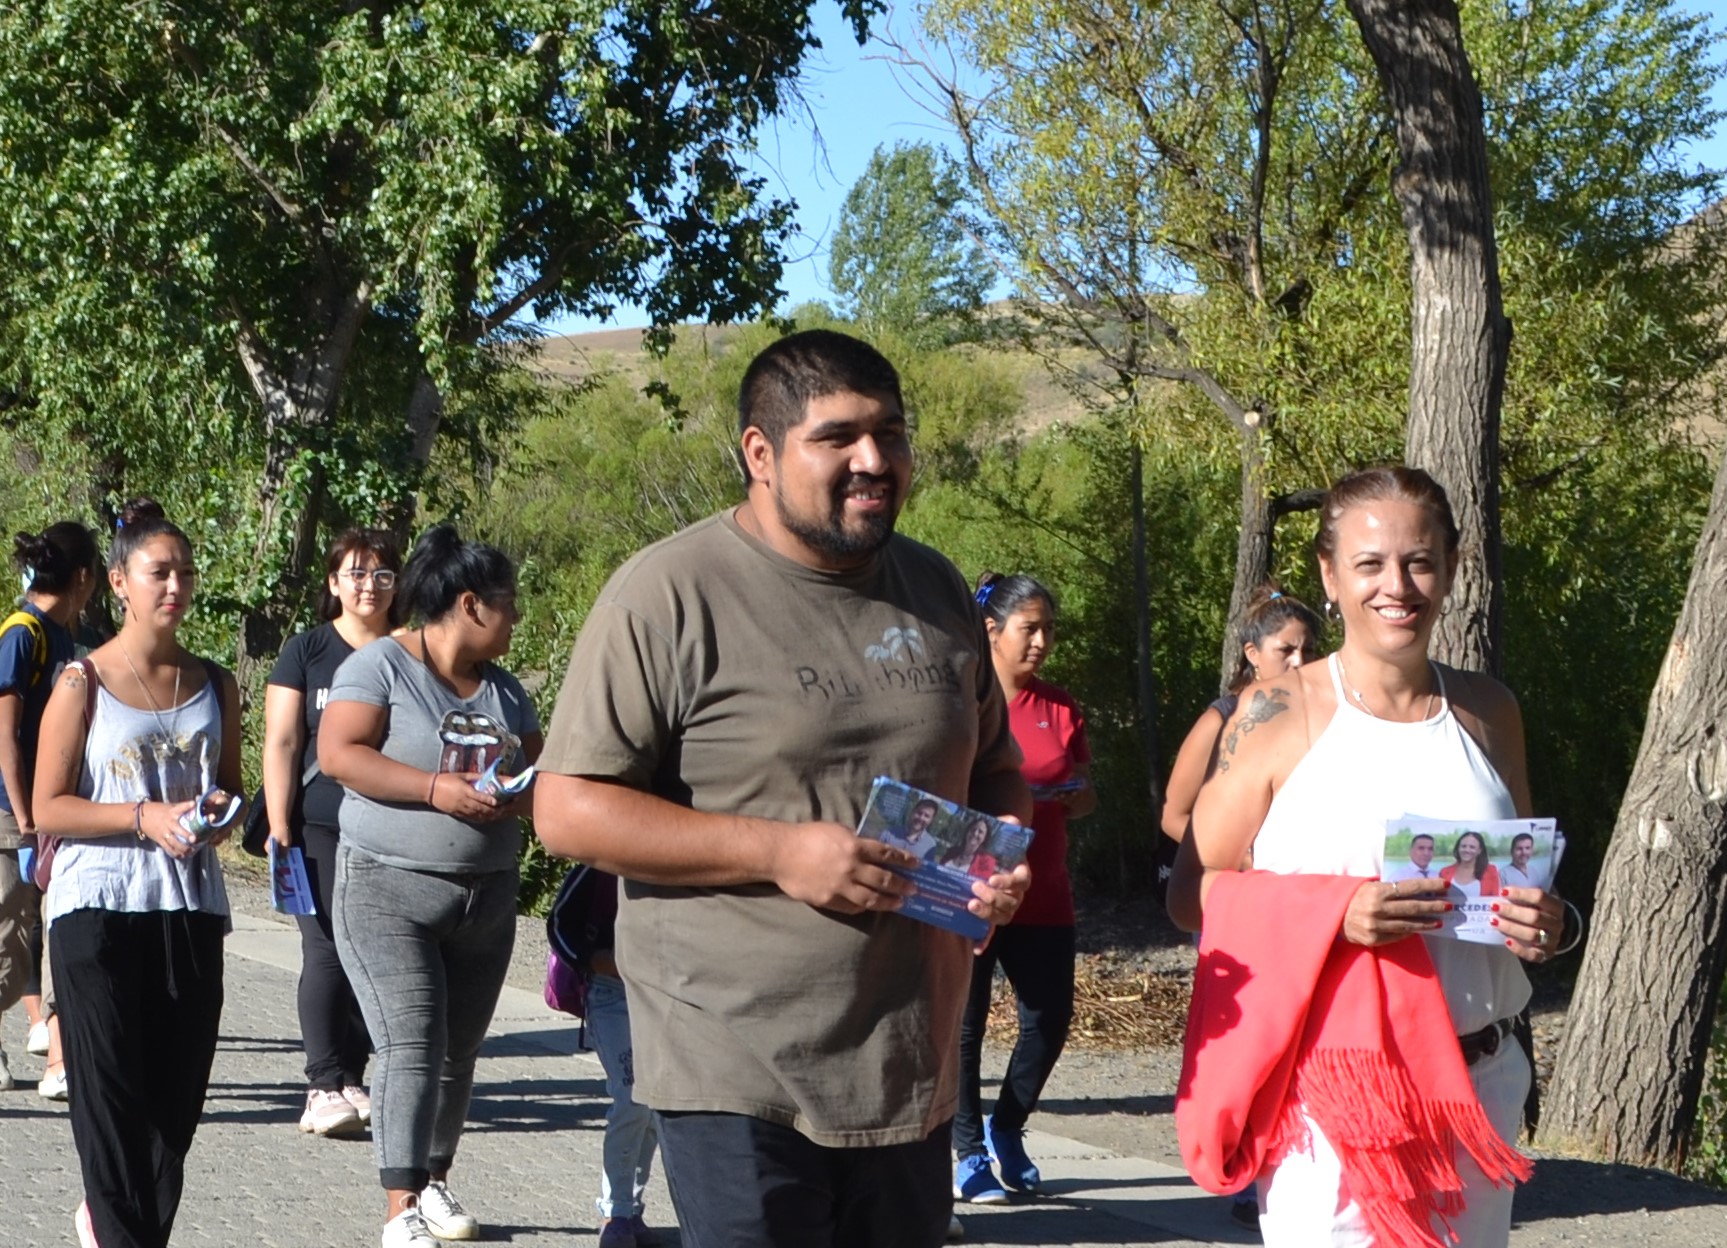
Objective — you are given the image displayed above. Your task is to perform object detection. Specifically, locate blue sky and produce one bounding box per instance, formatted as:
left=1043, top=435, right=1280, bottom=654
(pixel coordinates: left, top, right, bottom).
left=547, top=0, right=1727, bottom=336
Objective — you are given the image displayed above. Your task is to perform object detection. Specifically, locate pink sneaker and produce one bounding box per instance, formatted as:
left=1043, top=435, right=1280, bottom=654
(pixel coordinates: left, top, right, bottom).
left=298, top=1088, right=364, bottom=1137
left=75, top=1200, right=99, bottom=1248
left=341, top=1084, right=372, bottom=1124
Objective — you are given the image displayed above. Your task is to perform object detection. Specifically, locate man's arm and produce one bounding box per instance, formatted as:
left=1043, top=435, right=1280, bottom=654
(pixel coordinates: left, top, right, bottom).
left=533, top=773, right=918, bottom=914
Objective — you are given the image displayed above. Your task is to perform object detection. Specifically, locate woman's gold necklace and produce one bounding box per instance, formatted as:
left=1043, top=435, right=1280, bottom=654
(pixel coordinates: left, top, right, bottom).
left=1336, top=654, right=1436, bottom=722
left=117, top=643, right=182, bottom=737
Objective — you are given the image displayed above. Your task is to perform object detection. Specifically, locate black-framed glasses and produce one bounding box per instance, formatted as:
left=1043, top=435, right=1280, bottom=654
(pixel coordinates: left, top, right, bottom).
left=341, top=569, right=397, bottom=589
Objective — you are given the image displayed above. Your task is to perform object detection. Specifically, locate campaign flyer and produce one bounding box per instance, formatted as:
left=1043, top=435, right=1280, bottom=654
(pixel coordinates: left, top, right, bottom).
left=1383, top=815, right=1563, bottom=944
left=856, top=777, right=1034, bottom=940
left=268, top=839, right=318, bottom=917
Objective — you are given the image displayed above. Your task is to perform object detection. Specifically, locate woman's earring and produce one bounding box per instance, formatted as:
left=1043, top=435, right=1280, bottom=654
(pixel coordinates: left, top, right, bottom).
left=1322, top=599, right=1339, bottom=623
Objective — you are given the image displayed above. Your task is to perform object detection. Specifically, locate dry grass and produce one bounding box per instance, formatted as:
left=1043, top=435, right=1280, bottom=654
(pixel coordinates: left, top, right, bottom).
left=985, top=951, right=1192, bottom=1052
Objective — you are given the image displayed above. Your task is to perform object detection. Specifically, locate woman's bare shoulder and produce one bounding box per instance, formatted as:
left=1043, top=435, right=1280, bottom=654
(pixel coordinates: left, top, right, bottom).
left=1214, top=664, right=1330, bottom=781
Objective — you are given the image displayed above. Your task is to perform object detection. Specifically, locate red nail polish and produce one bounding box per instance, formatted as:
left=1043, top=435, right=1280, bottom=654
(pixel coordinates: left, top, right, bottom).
left=1501, top=889, right=1511, bottom=898
left=1505, top=939, right=1516, bottom=948
left=1445, top=903, right=1456, bottom=912
left=1490, top=917, right=1500, bottom=927
left=1491, top=904, right=1500, bottom=912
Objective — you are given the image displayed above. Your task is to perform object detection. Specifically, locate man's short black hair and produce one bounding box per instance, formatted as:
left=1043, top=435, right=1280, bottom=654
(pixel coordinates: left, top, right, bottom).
left=1411, top=834, right=1435, bottom=847
left=1511, top=832, right=1535, bottom=848
left=737, top=329, right=904, bottom=481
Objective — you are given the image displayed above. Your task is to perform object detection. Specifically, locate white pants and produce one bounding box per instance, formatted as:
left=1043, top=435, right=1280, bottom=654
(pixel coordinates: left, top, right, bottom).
left=1259, top=1039, right=1529, bottom=1247
left=586, top=973, right=660, bottom=1221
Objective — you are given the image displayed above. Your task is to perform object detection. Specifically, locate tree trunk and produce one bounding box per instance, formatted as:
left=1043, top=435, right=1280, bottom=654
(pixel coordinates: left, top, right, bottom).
left=1131, top=439, right=1160, bottom=816
left=1219, top=425, right=1274, bottom=694
left=1539, top=449, right=1727, bottom=1169
left=381, top=370, right=445, bottom=536
left=1346, top=0, right=1508, bottom=677
left=231, top=283, right=372, bottom=691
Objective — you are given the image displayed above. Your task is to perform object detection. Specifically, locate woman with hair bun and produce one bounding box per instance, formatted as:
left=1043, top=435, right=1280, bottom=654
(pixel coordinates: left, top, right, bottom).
left=33, top=499, right=243, bottom=1248
left=319, top=522, right=541, bottom=1248
left=952, top=571, right=1094, bottom=1208
left=1162, top=585, right=1323, bottom=855
left=1172, top=467, right=1562, bottom=1247
left=263, top=528, right=403, bottom=1139
left=1159, top=584, right=1321, bottom=1228
left=0, top=521, right=101, bottom=1097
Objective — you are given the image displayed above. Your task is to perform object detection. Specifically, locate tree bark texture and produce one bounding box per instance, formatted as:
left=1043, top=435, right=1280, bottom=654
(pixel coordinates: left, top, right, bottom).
left=1539, top=449, right=1727, bottom=1168
left=1219, top=425, right=1274, bottom=694
left=232, top=283, right=371, bottom=692
left=1346, top=0, right=1508, bottom=677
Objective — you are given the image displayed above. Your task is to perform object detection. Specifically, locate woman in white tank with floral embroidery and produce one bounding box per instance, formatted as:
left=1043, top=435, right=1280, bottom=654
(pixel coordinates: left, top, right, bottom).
left=1170, top=468, right=1564, bottom=1248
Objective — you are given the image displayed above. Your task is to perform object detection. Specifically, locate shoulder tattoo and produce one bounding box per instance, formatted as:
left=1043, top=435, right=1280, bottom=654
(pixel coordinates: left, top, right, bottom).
left=60, top=666, right=86, bottom=689
left=1217, top=687, right=1291, bottom=773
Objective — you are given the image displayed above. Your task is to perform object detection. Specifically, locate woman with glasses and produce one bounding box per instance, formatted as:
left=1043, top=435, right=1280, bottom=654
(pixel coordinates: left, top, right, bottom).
left=264, top=530, right=402, bottom=1138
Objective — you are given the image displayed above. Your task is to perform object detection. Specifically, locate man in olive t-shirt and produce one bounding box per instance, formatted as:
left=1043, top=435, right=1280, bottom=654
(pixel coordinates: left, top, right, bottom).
left=535, top=330, right=1032, bottom=1248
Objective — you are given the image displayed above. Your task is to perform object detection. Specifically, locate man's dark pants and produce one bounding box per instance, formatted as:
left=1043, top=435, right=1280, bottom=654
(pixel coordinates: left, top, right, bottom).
left=656, top=1110, right=952, bottom=1248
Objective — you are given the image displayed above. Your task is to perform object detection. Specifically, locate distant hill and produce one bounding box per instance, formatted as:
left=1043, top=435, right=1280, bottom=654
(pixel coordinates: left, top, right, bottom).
left=526, top=319, right=1095, bottom=437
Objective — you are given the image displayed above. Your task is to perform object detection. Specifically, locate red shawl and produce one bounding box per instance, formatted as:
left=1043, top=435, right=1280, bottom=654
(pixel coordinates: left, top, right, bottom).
left=1176, top=871, right=1531, bottom=1247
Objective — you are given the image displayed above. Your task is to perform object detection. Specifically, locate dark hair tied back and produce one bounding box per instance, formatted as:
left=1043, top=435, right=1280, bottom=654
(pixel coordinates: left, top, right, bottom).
left=13, top=521, right=100, bottom=595
left=1314, top=466, right=1459, bottom=564
left=399, top=522, right=516, bottom=625
left=1230, top=583, right=1323, bottom=692
left=974, top=571, right=1056, bottom=627
left=108, top=498, right=188, bottom=572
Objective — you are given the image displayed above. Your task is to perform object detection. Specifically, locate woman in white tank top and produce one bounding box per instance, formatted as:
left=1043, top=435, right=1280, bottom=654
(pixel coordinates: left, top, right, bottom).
left=1170, top=467, right=1565, bottom=1248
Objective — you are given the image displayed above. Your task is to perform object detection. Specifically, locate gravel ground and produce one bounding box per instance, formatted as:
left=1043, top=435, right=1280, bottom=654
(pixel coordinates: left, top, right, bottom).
left=224, top=855, right=1727, bottom=1245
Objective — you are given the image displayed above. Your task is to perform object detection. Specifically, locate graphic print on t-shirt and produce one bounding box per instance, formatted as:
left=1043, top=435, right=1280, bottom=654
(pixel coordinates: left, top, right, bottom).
left=796, top=622, right=962, bottom=702
left=437, top=710, right=519, bottom=776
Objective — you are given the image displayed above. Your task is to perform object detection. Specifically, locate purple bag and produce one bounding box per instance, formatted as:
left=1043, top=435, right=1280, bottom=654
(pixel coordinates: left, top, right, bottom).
left=543, top=947, right=591, bottom=1020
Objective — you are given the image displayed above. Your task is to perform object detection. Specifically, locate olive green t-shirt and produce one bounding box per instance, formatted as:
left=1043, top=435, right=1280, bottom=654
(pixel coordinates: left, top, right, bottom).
left=539, top=510, right=1022, bottom=1146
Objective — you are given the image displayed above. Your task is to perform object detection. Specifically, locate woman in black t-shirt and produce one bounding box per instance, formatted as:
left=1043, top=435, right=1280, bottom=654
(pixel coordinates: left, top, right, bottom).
left=264, top=529, right=402, bottom=1138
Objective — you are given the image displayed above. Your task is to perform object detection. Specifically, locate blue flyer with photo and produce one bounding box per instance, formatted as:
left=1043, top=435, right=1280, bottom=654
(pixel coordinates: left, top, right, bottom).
left=856, top=777, right=1035, bottom=940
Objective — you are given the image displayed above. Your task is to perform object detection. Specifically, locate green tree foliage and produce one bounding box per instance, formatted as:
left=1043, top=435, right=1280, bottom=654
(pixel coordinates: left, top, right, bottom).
left=0, top=0, right=880, bottom=667
left=919, top=0, right=1724, bottom=869
left=828, top=141, right=994, bottom=343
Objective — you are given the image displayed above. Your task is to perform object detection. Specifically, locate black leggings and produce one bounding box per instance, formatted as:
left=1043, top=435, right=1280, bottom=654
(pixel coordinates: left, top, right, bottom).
left=53, top=907, right=225, bottom=1248
left=953, top=923, right=1075, bottom=1158
left=296, top=823, right=372, bottom=1089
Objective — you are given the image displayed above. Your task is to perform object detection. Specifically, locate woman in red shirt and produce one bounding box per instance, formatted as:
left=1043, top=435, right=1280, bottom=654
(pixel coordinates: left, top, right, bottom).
left=953, top=572, right=1095, bottom=1206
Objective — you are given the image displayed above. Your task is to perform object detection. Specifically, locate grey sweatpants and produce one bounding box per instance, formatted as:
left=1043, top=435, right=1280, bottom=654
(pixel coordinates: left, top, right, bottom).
left=332, top=845, right=517, bottom=1192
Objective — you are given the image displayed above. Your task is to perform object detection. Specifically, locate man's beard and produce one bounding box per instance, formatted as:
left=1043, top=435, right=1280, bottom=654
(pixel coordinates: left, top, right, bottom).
left=775, top=475, right=898, bottom=561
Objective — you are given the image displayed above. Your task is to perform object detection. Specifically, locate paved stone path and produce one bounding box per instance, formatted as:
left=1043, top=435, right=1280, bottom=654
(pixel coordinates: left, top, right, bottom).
left=3, top=902, right=1724, bottom=1246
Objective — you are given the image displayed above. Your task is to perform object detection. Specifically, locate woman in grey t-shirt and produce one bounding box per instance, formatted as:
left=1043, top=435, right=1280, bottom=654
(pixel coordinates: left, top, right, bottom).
left=319, top=524, right=541, bottom=1248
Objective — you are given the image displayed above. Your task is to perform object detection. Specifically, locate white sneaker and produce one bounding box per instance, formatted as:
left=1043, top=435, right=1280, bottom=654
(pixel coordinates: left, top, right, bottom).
left=342, top=1084, right=373, bottom=1124
left=0, top=1045, right=13, bottom=1092
left=38, top=1066, right=68, bottom=1100
left=381, top=1202, right=439, bottom=1248
left=299, top=1088, right=364, bottom=1137
left=418, top=1180, right=478, bottom=1241
left=27, top=1018, right=50, bottom=1056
